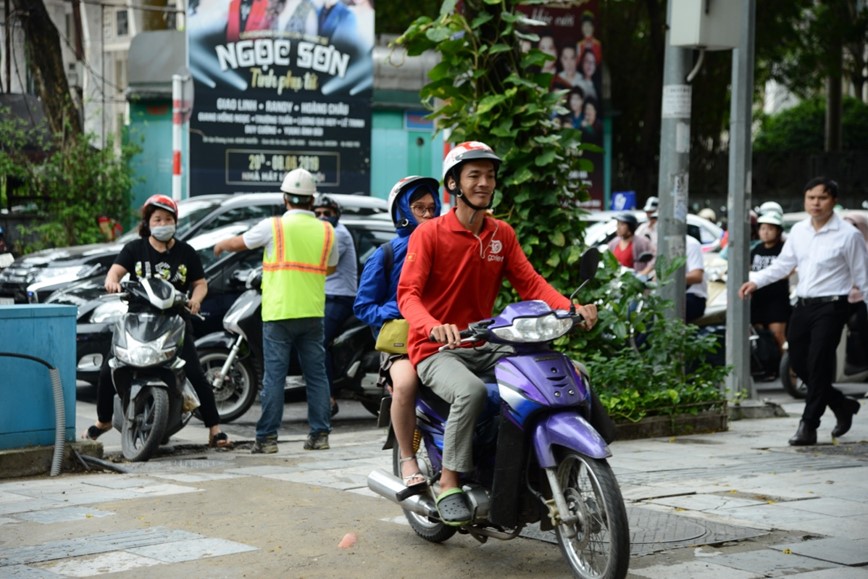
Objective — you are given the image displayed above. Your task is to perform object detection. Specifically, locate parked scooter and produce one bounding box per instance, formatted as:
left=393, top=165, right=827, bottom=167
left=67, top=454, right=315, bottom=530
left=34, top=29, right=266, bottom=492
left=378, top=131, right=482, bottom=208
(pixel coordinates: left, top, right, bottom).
left=107, top=278, right=200, bottom=462
left=780, top=304, right=868, bottom=398
left=366, top=249, right=630, bottom=579
left=195, top=268, right=383, bottom=423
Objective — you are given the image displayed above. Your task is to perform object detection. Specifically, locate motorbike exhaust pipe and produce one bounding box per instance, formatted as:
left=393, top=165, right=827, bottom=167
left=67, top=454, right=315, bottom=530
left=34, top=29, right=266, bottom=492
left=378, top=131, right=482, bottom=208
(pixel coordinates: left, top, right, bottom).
left=367, top=469, right=438, bottom=519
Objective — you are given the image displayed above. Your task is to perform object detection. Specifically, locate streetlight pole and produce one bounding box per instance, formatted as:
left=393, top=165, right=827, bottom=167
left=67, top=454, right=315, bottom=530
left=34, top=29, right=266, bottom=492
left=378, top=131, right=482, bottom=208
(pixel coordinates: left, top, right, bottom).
left=657, top=0, right=692, bottom=319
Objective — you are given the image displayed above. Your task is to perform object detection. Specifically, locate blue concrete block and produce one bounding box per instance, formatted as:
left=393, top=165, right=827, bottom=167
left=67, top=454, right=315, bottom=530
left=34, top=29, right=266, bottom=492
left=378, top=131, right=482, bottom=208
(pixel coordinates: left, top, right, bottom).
left=0, top=305, right=77, bottom=449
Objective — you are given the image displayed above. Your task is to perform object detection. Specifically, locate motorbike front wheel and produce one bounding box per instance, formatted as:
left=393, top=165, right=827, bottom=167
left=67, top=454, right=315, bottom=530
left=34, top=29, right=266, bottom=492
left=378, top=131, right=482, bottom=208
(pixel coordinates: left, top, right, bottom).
left=199, top=348, right=258, bottom=423
left=121, top=386, right=169, bottom=462
left=779, top=352, right=808, bottom=399
left=391, top=444, right=457, bottom=543
left=554, top=452, right=630, bottom=579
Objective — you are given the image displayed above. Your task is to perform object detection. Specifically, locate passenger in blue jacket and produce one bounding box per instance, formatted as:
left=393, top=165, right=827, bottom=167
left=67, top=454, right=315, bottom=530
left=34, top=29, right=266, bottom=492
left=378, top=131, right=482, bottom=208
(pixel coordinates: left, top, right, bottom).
left=354, top=176, right=441, bottom=489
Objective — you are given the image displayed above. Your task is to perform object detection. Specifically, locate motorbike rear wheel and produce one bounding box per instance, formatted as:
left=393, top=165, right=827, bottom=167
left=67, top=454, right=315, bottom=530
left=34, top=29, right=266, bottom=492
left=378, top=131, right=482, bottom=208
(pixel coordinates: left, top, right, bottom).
left=121, top=386, right=169, bottom=462
left=554, top=452, right=630, bottom=579
left=199, top=348, right=258, bottom=423
left=779, top=352, right=808, bottom=399
left=391, top=444, right=457, bottom=543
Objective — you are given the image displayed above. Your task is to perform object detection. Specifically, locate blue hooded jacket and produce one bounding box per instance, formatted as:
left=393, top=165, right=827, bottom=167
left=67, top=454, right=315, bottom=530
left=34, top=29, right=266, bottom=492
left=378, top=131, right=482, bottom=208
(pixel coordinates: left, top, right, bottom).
left=353, top=182, right=441, bottom=336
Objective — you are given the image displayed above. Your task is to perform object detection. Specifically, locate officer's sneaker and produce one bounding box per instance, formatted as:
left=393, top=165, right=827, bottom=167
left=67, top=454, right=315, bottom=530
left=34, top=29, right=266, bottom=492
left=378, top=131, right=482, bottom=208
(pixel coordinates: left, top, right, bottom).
left=303, top=432, right=330, bottom=450
left=251, top=436, right=278, bottom=454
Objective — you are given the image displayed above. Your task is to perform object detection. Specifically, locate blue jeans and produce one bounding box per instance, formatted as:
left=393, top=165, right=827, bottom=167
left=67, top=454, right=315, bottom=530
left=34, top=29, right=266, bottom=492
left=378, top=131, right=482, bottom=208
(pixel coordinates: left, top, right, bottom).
left=257, top=317, right=331, bottom=439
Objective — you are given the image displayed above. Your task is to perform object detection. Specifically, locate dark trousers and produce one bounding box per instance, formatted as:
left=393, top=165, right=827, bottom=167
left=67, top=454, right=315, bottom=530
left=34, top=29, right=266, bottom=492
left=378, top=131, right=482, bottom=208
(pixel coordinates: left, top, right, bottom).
left=686, top=294, right=706, bottom=324
left=787, top=300, right=850, bottom=429
left=323, top=294, right=355, bottom=395
left=97, top=320, right=220, bottom=427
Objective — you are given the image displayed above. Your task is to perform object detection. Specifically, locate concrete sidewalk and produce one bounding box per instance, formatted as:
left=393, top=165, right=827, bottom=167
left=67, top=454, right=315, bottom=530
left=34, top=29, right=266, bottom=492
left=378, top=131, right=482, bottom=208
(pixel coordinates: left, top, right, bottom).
left=1, top=392, right=866, bottom=578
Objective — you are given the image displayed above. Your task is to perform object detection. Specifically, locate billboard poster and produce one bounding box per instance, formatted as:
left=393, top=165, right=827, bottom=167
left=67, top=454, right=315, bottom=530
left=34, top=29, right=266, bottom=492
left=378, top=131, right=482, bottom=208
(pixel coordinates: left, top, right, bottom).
left=186, top=0, right=374, bottom=196
left=517, top=1, right=604, bottom=209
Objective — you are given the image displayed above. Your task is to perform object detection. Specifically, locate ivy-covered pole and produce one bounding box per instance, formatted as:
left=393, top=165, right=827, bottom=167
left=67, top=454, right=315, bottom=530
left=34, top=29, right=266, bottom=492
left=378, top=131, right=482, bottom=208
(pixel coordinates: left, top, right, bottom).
left=396, top=0, right=593, bottom=295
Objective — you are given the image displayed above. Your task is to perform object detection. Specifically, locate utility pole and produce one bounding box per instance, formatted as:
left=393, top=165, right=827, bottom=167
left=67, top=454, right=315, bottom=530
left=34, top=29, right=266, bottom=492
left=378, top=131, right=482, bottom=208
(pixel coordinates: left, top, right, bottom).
left=657, top=0, right=692, bottom=319
left=725, top=0, right=756, bottom=398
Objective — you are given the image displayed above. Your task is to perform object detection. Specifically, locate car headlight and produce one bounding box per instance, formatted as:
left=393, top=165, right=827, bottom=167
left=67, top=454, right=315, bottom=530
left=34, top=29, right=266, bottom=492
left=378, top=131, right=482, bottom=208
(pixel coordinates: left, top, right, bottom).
left=115, top=333, right=177, bottom=367
left=491, top=313, right=573, bottom=343
left=90, top=299, right=128, bottom=324
left=34, top=264, right=99, bottom=283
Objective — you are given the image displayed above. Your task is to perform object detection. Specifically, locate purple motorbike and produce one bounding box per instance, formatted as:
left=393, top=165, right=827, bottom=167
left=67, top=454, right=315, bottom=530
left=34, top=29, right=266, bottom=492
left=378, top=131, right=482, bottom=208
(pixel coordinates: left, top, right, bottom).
left=367, top=249, right=630, bottom=579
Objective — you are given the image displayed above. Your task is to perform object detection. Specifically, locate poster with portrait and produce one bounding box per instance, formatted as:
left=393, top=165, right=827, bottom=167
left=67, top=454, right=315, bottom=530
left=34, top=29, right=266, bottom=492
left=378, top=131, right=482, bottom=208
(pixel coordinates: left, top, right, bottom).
left=186, top=0, right=374, bottom=196
left=517, top=1, right=603, bottom=209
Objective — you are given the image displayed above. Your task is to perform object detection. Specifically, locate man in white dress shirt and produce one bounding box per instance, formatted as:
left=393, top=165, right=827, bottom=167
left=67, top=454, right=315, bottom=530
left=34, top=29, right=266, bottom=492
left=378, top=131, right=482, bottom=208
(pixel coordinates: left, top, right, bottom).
left=740, top=177, right=867, bottom=446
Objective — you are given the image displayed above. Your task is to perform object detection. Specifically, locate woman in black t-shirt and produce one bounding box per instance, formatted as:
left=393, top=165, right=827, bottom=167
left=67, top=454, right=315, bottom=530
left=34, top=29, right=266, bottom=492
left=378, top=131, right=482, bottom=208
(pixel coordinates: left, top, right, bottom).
left=84, top=195, right=231, bottom=448
left=750, top=212, right=791, bottom=356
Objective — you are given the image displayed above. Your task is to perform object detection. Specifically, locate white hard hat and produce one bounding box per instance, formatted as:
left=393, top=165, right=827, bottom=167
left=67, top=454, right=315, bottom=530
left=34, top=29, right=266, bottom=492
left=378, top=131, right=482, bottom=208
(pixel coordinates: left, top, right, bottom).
left=758, top=201, right=783, bottom=216
left=757, top=211, right=783, bottom=227
left=280, top=168, right=317, bottom=197
left=698, top=208, right=717, bottom=222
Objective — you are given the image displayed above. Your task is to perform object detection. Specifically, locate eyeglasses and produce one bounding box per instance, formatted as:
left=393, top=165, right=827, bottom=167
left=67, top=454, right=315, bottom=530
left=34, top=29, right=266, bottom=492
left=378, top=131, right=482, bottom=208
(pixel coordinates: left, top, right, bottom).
left=314, top=210, right=334, bottom=218
left=410, top=204, right=437, bottom=217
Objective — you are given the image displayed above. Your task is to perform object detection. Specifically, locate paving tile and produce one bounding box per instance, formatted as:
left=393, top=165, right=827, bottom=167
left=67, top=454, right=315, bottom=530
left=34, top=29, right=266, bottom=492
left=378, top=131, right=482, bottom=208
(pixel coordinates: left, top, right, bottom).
left=13, top=506, right=114, bottom=524
left=128, top=483, right=202, bottom=497
left=0, top=564, right=59, bottom=578
left=128, top=537, right=257, bottom=562
left=150, top=472, right=246, bottom=483
left=631, top=560, right=761, bottom=579
left=786, top=567, right=868, bottom=578
left=0, top=491, right=30, bottom=504
left=646, top=493, right=767, bottom=512
left=36, top=551, right=159, bottom=576
left=799, top=514, right=868, bottom=540
left=223, top=465, right=300, bottom=476
left=784, top=497, right=868, bottom=518
left=772, top=536, right=868, bottom=566
left=711, top=548, right=836, bottom=575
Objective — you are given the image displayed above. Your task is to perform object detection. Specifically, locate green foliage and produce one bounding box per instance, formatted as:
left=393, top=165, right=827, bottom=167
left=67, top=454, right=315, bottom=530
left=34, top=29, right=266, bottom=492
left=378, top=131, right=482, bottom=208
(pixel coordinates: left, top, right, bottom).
left=754, top=96, right=868, bottom=153
left=397, top=0, right=591, bottom=295
left=565, top=252, right=729, bottom=423
left=0, top=106, right=139, bottom=252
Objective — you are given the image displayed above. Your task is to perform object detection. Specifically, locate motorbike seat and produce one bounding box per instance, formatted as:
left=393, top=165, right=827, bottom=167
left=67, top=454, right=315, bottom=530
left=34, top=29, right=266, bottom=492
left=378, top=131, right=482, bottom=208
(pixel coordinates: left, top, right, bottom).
left=417, top=371, right=499, bottom=423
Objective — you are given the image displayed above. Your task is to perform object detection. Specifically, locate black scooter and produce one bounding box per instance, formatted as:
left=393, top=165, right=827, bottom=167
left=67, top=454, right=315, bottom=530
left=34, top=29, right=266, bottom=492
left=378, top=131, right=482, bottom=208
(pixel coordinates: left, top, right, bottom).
left=195, top=269, right=382, bottom=423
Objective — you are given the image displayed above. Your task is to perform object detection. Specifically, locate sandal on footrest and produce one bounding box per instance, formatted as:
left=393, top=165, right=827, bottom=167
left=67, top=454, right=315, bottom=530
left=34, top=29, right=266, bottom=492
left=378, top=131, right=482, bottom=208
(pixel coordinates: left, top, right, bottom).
left=435, top=488, right=472, bottom=526
left=209, top=432, right=233, bottom=449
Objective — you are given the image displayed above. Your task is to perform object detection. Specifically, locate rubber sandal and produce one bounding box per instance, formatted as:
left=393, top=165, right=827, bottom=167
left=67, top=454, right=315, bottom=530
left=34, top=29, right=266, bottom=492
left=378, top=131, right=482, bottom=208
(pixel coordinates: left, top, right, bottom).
left=209, top=431, right=233, bottom=449
left=84, top=425, right=110, bottom=441
left=435, top=487, right=472, bottom=526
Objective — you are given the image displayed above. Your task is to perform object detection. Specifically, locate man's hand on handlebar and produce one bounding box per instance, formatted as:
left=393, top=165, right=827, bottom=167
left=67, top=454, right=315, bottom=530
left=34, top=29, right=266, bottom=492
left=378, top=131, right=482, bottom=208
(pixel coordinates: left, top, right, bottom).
left=429, top=323, right=463, bottom=349
left=575, top=303, right=598, bottom=330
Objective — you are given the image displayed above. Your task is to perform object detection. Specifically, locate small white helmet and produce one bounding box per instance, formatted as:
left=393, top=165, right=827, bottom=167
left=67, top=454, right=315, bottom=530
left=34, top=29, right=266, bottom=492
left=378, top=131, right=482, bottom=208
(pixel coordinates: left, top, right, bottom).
left=280, top=168, right=317, bottom=197
left=643, top=196, right=659, bottom=213
left=758, top=201, right=783, bottom=216
left=757, top=211, right=784, bottom=227
left=442, top=141, right=502, bottom=183
left=698, top=208, right=717, bottom=222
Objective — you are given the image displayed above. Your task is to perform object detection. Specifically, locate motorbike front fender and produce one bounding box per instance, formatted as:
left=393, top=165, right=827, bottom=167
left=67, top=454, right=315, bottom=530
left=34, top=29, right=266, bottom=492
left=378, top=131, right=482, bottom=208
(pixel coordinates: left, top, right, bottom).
left=194, top=330, right=236, bottom=351
left=533, top=412, right=611, bottom=467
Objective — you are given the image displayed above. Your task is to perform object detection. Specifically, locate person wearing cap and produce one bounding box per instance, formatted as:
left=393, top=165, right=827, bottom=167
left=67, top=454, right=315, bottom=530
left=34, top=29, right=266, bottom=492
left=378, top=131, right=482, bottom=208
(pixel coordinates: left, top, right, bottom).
left=397, top=141, right=599, bottom=525
left=312, top=194, right=358, bottom=417
left=749, top=211, right=791, bottom=360
left=740, top=177, right=867, bottom=446
left=215, top=168, right=338, bottom=453
left=85, top=195, right=231, bottom=448
left=607, top=212, right=653, bottom=272
left=636, top=196, right=659, bottom=250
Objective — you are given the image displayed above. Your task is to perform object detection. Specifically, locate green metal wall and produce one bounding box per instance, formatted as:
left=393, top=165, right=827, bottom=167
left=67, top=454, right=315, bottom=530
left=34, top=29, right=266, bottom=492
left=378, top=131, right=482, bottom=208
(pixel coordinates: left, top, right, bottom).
left=127, top=100, right=187, bottom=213
left=371, top=110, right=443, bottom=200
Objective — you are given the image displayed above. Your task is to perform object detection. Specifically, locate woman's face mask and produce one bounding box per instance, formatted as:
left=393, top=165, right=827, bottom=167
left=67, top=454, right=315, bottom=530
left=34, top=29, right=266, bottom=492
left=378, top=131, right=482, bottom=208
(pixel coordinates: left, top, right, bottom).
left=151, top=225, right=176, bottom=242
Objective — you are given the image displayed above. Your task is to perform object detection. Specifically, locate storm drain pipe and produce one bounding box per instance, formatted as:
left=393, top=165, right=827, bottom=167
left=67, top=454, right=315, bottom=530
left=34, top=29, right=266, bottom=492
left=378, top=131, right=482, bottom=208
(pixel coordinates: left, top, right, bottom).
left=1, top=353, right=65, bottom=476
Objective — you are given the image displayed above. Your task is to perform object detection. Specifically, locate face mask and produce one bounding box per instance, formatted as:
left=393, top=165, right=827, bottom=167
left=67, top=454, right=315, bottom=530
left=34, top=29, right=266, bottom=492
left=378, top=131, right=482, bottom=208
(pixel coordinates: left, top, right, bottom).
left=317, top=214, right=339, bottom=227
left=151, top=225, right=176, bottom=242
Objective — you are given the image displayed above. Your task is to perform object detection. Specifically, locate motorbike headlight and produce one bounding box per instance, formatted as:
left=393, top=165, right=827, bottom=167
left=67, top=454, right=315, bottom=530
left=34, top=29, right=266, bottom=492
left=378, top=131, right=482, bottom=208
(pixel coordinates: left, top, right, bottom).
left=115, top=333, right=177, bottom=367
left=491, top=313, right=573, bottom=343
left=90, top=299, right=128, bottom=324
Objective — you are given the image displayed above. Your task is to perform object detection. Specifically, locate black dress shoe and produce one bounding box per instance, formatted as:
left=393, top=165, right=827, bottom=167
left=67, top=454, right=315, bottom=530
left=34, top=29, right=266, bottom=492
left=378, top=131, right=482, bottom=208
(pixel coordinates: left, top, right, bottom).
left=831, top=397, right=861, bottom=438
left=788, top=421, right=817, bottom=446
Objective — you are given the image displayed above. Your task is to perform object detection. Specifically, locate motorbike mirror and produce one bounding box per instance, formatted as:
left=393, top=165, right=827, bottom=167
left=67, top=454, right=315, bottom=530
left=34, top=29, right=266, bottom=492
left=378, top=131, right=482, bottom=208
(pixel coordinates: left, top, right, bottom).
left=568, top=247, right=601, bottom=311
left=578, top=247, right=601, bottom=284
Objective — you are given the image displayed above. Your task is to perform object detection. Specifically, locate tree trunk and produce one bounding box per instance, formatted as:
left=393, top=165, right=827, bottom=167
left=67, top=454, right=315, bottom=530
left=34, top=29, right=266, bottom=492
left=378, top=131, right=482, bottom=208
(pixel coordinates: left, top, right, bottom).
left=10, top=0, right=82, bottom=138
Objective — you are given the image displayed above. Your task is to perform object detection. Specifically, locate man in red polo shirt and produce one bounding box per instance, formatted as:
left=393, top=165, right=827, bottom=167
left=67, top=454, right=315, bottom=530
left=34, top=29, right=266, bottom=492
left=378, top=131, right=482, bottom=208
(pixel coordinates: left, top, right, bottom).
left=397, top=141, right=598, bottom=526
